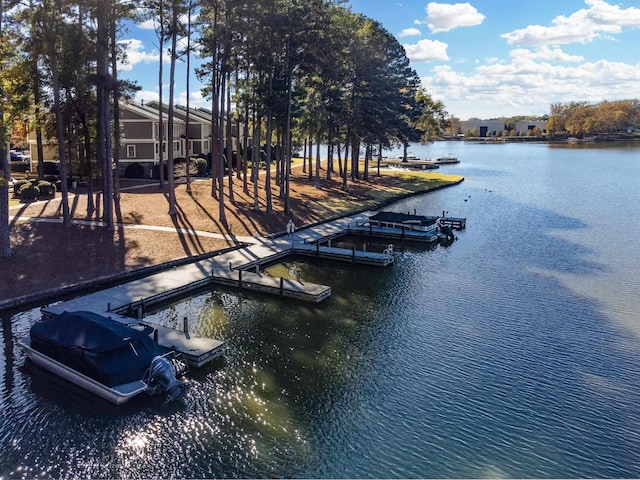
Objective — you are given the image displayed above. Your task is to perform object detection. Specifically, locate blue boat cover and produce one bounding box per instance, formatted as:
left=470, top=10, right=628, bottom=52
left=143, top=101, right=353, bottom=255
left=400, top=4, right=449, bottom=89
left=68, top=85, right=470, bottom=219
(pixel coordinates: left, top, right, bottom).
left=30, top=311, right=164, bottom=387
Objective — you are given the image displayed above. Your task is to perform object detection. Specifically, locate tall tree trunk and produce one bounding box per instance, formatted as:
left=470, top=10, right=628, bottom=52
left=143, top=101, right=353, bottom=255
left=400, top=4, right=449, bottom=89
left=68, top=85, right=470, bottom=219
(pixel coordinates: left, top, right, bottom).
left=264, top=110, right=273, bottom=214
left=166, top=3, right=178, bottom=217
left=225, top=72, right=234, bottom=204
left=51, top=57, right=72, bottom=226
left=217, top=64, right=227, bottom=226
left=184, top=2, right=192, bottom=195
left=302, top=138, right=307, bottom=174
left=314, top=132, right=320, bottom=187
left=351, top=137, right=360, bottom=181
left=308, top=135, right=313, bottom=182
left=363, top=143, right=371, bottom=181
left=157, top=0, right=165, bottom=188
left=242, top=104, right=249, bottom=194
left=210, top=67, right=220, bottom=200
left=97, top=0, right=113, bottom=229
left=342, top=131, right=350, bottom=191
left=110, top=6, right=122, bottom=222
left=0, top=0, right=10, bottom=256
left=252, top=111, right=260, bottom=211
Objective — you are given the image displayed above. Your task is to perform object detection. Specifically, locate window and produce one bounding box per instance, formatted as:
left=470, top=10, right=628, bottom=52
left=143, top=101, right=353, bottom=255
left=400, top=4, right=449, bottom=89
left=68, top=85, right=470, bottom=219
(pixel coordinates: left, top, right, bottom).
left=127, top=145, right=136, bottom=158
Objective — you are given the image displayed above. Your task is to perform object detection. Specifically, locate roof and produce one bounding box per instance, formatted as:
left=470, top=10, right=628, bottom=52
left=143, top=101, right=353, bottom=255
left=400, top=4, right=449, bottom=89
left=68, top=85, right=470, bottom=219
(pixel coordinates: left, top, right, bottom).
left=369, top=211, right=438, bottom=226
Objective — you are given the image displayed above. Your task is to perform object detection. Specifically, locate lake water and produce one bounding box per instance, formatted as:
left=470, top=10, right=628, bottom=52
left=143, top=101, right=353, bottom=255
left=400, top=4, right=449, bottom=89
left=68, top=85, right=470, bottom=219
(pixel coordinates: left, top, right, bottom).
left=2, top=141, right=640, bottom=478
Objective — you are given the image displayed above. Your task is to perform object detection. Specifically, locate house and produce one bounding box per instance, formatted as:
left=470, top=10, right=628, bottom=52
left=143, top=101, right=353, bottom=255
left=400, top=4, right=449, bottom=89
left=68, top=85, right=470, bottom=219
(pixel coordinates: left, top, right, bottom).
left=27, top=101, right=240, bottom=178
left=119, top=100, right=185, bottom=177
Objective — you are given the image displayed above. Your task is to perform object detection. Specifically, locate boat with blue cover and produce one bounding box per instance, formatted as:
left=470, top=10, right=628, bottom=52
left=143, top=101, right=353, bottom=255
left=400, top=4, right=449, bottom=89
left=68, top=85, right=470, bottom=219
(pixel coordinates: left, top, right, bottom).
left=19, top=311, right=188, bottom=405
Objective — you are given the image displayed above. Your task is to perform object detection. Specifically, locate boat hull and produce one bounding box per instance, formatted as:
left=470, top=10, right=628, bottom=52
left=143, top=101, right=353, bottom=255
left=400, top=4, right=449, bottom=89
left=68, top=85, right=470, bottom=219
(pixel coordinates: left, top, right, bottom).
left=20, top=338, right=148, bottom=405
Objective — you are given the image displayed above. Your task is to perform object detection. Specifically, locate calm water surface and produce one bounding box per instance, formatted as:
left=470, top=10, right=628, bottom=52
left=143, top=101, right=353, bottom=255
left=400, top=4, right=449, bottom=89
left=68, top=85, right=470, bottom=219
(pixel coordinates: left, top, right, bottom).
left=2, top=141, right=640, bottom=478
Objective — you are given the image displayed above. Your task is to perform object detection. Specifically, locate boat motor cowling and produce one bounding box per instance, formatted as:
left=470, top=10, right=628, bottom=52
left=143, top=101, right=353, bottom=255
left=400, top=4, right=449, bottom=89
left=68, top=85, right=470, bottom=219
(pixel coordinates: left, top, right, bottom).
left=148, top=356, right=184, bottom=399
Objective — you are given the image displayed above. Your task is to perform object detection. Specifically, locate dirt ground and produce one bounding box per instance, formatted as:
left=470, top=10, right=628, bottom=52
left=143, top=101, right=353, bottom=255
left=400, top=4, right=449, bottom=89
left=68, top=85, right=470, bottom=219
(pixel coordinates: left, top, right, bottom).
left=2, top=166, right=461, bottom=303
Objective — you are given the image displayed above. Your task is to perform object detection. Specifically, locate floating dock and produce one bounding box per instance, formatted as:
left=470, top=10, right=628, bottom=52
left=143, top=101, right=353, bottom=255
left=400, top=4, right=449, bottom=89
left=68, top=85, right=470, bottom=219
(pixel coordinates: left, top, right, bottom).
left=40, top=210, right=465, bottom=366
left=42, top=306, right=226, bottom=368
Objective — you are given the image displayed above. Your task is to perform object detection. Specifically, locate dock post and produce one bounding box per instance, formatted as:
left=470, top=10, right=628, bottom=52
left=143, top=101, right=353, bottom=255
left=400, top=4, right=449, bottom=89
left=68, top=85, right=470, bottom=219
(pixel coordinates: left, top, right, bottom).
left=238, top=270, right=242, bottom=288
left=153, top=329, right=158, bottom=343
left=229, top=262, right=233, bottom=271
left=280, top=277, right=284, bottom=296
left=352, top=247, right=355, bottom=264
left=107, top=302, right=111, bottom=312
left=316, top=243, right=319, bottom=258
left=183, top=316, right=189, bottom=334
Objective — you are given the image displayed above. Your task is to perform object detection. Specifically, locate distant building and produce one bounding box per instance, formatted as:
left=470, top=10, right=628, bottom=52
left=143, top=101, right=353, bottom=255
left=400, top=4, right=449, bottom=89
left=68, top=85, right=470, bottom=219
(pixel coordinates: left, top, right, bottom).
left=461, top=119, right=505, bottom=137
left=27, top=101, right=240, bottom=178
left=515, top=120, right=547, bottom=136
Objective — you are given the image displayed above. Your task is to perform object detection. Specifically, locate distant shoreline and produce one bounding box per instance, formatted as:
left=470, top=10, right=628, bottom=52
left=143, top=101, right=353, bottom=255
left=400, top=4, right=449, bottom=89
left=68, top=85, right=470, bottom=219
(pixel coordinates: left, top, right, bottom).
left=440, top=133, right=640, bottom=143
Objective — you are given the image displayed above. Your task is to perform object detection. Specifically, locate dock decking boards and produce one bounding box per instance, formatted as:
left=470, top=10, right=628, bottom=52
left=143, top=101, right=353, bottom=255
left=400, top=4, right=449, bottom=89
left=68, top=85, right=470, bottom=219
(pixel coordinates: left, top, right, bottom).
left=40, top=210, right=465, bottom=366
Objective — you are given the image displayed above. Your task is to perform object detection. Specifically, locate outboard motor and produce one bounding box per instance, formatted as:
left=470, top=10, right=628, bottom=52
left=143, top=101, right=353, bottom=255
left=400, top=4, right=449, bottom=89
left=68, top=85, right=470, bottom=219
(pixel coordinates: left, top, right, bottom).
left=148, top=356, right=184, bottom=399
left=439, top=225, right=455, bottom=241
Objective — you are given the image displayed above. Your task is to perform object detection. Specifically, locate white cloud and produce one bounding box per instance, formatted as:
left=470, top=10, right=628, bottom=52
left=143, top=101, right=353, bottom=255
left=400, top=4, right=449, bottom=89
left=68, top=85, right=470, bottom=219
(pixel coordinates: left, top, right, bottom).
left=118, top=39, right=159, bottom=71
left=137, top=19, right=156, bottom=31
left=417, top=2, right=485, bottom=33
left=420, top=57, right=640, bottom=119
left=135, top=89, right=160, bottom=105
left=176, top=89, right=208, bottom=109
left=501, top=0, right=640, bottom=46
left=510, top=46, right=584, bottom=63
left=399, top=28, right=421, bottom=37
left=403, top=39, right=449, bottom=62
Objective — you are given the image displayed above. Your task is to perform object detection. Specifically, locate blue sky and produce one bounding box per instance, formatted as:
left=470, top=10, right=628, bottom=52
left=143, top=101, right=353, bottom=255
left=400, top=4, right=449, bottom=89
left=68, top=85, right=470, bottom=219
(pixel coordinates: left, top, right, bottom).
left=123, top=1, right=640, bottom=120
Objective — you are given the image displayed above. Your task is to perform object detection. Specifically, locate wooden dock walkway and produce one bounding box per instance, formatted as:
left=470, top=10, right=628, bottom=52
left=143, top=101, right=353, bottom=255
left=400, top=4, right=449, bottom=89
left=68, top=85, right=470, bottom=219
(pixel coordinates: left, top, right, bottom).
left=41, top=209, right=464, bottom=366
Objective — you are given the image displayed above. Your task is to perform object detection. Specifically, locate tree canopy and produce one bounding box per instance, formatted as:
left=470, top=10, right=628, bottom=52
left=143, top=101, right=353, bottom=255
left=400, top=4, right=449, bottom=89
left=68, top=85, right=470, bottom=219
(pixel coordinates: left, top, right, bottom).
left=0, top=0, right=448, bottom=255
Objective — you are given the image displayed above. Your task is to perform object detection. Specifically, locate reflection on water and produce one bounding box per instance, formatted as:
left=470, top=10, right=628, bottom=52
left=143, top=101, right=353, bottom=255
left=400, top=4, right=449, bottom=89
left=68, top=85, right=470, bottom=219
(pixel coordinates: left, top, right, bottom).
left=2, top=142, right=640, bottom=478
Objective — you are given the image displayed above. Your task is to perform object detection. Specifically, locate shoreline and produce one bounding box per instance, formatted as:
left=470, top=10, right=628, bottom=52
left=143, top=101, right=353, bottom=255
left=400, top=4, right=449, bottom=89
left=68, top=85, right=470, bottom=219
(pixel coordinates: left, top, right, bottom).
left=0, top=176, right=463, bottom=314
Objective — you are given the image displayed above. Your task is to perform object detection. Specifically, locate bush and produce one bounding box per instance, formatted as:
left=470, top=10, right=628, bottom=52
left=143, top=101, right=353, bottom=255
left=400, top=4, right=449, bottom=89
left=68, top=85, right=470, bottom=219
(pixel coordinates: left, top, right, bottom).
left=36, top=180, right=56, bottom=197
left=13, top=179, right=31, bottom=196
left=194, top=157, right=209, bottom=176
left=125, top=162, right=145, bottom=179
left=10, top=162, right=29, bottom=173
left=43, top=162, right=60, bottom=176
left=152, top=163, right=170, bottom=181
left=19, top=183, right=39, bottom=201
